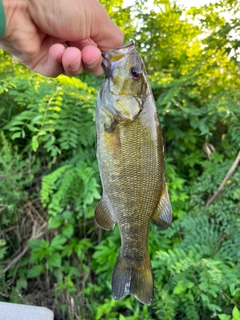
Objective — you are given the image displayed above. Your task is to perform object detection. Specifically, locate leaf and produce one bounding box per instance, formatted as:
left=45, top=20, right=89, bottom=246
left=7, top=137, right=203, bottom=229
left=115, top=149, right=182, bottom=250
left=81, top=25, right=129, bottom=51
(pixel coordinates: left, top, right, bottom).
left=232, top=306, right=240, bottom=320
left=27, top=265, right=44, bottom=278
left=48, top=216, right=62, bottom=229
left=11, top=132, right=21, bottom=140
left=32, top=136, right=39, bottom=152
left=63, top=211, right=73, bottom=220
left=173, top=281, right=186, bottom=294
left=50, top=235, right=67, bottom=249
left=16, top=278, right=27, bottom=290
left=29, top=239, right=47, bottom=250
left=48, top=253, right=62, bottom=268
left=218, top=314, right=231, bottom=320
left=62, top=224, right=74, bottom=238
left=173, top=280, right=193, bottom=294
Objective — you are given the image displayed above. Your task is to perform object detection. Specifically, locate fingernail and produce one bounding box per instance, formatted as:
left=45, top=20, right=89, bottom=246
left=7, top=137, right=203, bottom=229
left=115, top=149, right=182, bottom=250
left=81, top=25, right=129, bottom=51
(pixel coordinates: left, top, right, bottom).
left=69, top=57, right=81, bottom=71
left=85, top=57, right=100, bottom=70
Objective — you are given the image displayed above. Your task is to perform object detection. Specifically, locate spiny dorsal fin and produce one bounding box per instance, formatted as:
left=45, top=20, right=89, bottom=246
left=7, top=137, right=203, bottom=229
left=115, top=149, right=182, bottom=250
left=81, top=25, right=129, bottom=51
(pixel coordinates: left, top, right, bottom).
left=152, top=184, right=172, bottom=230
left=95, top=197, right=116, bottom=230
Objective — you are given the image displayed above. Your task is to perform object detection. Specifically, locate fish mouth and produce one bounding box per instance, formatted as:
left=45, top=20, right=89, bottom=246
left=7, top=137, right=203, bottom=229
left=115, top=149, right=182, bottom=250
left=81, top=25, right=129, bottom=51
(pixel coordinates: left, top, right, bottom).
left=102, top=56, right=112, bottom=77
left=102, top=40, right=136, bottom=76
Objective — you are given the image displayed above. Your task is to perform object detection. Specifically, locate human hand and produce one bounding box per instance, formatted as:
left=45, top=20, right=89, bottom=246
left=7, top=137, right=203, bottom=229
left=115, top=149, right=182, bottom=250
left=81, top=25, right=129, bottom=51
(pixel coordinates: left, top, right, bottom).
left=0, top=0, right=123, bottom=77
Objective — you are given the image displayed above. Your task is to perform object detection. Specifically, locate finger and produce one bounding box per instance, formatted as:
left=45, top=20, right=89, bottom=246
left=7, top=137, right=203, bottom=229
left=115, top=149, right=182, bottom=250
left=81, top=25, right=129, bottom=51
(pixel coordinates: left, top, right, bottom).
left=67, top=39, right=104, bottom=75
left=62, top=47, right=83, bottom=76
left=81, top=45, right=104, bottom=76
left=32, top=43, right=65, bottom=77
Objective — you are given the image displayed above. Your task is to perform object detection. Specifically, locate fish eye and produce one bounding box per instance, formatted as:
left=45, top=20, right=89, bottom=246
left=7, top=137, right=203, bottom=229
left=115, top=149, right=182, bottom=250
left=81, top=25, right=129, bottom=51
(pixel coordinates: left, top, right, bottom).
left=130, top=67, right=140, bottom=79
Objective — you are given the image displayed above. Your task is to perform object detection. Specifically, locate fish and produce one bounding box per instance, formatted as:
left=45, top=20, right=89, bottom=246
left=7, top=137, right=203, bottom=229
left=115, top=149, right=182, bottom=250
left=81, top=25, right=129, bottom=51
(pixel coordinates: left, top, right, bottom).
left=95, top=40, right=172, bottom=305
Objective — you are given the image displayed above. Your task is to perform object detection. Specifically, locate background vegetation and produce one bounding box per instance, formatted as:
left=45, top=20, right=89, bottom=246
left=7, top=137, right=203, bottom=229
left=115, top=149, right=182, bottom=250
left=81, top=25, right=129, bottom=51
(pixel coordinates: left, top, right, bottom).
left=0, top=0, right=239, bottom=319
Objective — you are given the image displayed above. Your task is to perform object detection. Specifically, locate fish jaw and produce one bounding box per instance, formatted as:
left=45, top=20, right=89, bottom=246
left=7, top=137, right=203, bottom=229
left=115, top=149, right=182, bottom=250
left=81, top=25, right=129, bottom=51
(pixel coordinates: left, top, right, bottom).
left=101, top=41, right=135, bottom=77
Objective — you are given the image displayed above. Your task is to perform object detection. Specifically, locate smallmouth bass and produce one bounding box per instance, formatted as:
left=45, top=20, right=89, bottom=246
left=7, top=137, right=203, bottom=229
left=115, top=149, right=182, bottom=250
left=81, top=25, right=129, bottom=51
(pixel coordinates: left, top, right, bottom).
left=95, top=40, right=172, bottom=305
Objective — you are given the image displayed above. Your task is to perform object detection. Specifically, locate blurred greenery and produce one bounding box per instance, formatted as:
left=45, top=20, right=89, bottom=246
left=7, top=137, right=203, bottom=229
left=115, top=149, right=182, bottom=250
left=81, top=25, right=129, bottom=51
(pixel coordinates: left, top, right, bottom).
left=0, top=0, right=239, bottom=319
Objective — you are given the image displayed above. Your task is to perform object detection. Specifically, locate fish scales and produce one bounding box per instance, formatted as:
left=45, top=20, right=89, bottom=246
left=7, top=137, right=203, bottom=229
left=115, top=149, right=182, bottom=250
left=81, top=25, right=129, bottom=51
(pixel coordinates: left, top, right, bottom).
left=95, top=41, right=172, bottom=305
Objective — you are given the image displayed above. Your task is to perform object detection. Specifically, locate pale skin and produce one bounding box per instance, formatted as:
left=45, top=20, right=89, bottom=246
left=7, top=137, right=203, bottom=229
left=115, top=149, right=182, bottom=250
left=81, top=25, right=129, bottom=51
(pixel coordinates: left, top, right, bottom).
left=0, top=0, right=123, bottom=77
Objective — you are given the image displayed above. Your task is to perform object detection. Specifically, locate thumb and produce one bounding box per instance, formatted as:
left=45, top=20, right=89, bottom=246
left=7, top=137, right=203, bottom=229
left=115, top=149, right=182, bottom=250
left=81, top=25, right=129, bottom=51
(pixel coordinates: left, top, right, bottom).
left=88, top=2, right=124, bottom=51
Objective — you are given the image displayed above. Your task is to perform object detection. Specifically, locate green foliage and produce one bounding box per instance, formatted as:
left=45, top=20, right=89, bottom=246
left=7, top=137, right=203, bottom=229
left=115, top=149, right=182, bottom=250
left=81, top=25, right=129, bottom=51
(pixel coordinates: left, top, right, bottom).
left=219, top=306, right=240, bottom=320
left=0, top=133, right=38, bottom=226
left=41, top=152, right=100, bottom=216
left=1, top=0, right=240, bottom=319
left=153, top=165, right=240, bottom=319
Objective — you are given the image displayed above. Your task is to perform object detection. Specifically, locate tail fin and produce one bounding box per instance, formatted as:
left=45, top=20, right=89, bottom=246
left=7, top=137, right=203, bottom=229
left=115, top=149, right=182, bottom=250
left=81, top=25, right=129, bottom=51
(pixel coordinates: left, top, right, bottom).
left=112, top=253, right=153, bottom=305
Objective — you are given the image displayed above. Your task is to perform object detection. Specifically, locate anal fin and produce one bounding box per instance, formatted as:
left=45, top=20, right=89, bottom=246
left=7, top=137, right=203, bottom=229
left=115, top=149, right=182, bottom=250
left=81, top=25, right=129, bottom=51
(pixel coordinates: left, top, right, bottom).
left=95, top=197, right=116, bottom=230
left=152, top=184, right=172, bottom=230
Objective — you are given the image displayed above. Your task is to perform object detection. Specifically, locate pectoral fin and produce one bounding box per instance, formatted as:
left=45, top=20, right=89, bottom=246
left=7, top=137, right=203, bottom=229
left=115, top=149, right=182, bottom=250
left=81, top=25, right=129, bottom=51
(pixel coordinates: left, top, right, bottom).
left=152, top=184, right=172, bottom=230
left=113, top=98, right=141, bottom=121
left=95, top=197, right=116, bottom=230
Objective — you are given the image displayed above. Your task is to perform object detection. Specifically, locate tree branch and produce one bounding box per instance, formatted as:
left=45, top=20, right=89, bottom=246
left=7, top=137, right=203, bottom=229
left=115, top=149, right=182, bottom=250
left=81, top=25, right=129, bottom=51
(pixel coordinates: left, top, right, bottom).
left=206, top=151, right=240, bottom=207
left=3, top=222, right=47, bottom=273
